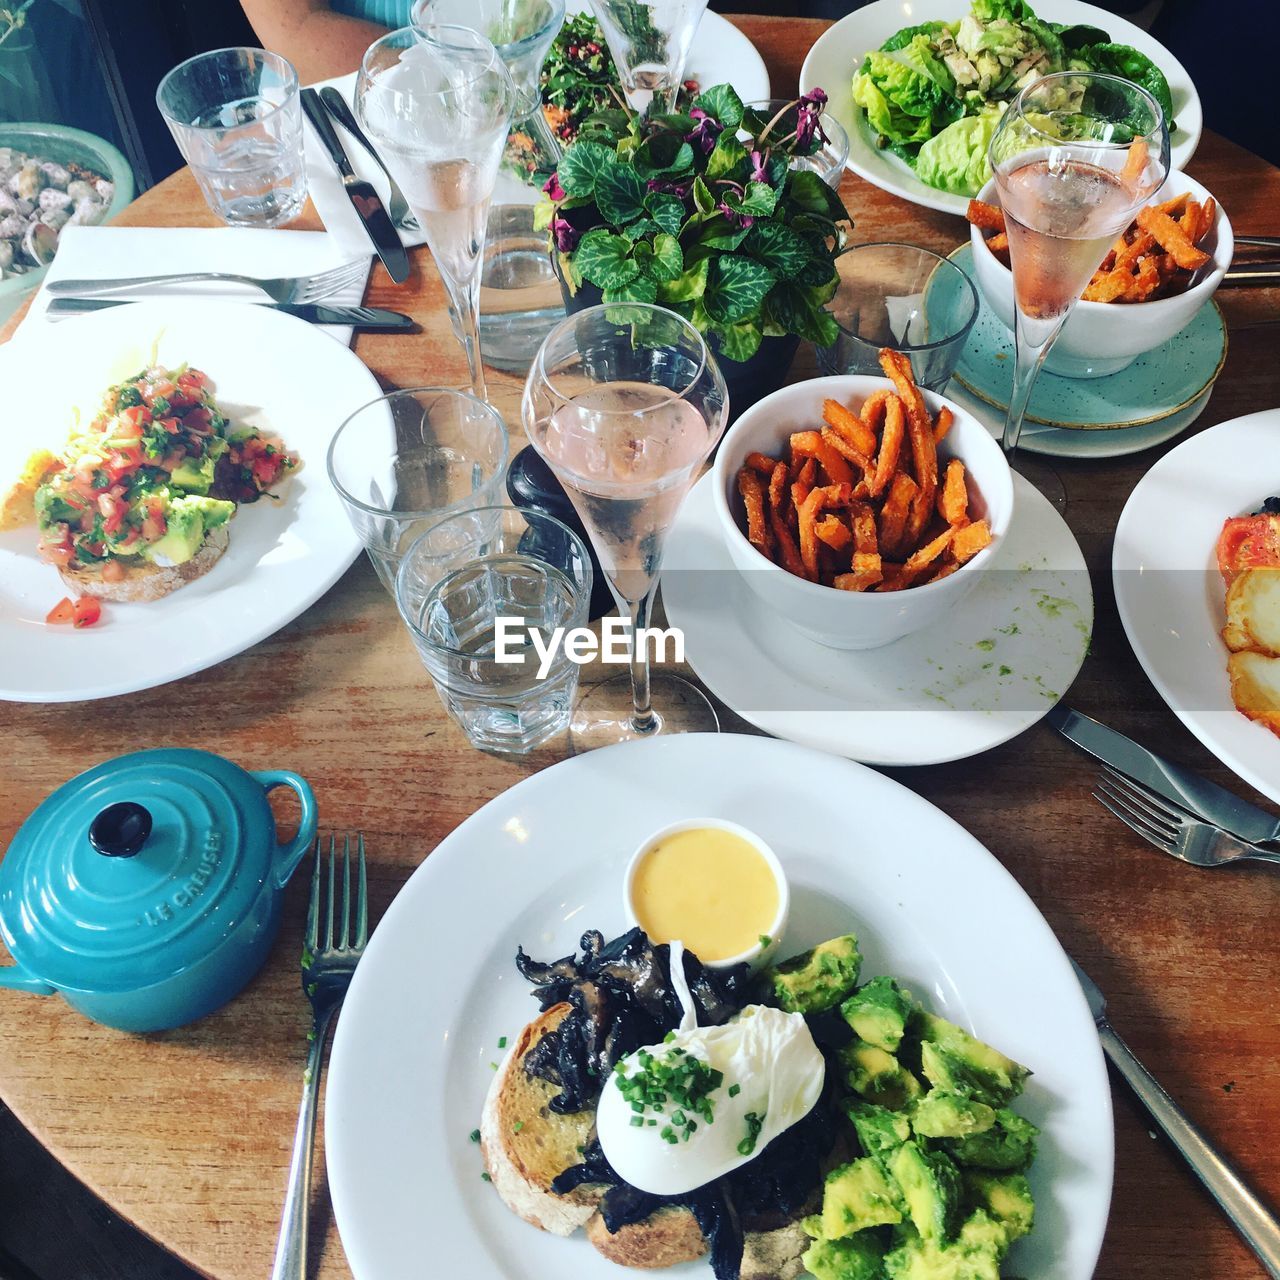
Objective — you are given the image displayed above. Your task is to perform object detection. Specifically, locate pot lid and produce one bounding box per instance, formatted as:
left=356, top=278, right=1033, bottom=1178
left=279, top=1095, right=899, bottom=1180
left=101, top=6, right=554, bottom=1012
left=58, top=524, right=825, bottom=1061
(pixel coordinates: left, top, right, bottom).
left=0, top=749, right=278, bottom=993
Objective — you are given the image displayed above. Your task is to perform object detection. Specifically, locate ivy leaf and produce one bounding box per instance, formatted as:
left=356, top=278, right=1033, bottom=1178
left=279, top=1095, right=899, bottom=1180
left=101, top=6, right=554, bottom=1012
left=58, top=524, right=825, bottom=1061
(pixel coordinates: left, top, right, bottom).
left=693, top=213, right=751, bottom=253
left=657, top=257, right=710, bottom=305
left=643, top=232, right=684, bottom=282
left=558, top=142, right=615, bottom=199
left=706, top=133, right=748, bottom=181
left=692, top=176, right=716, bottom=215
left=574, top=229, right=640, bottom=290
left=595, top=159, right=647, bottom=225
left=786, top=169, right=845, bottom=218
left=765, top=281, right=839, bottom=345
left=715, top=320, right=763, bottom=363
left=636, top=133, right=695, bottom=178
left=743, top=222, right=811, bottom=277
left=645, top=192, right=686, bottom=237
left=693, top=83, right=744, bottom=129
left=621, top=217, right=659, bottom=242
left=603, top=276, right=659, bottom=305
left=704, top=256, right=775, bottom=325
left=739, top=182, right=778, bottom=217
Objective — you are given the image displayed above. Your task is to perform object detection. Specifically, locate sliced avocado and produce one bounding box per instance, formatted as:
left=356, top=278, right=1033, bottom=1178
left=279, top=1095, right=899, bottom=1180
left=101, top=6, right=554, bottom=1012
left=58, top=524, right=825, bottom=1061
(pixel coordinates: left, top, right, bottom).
left=840, top=1040, right=924, bottom=1111
left=842, top=976, right=916, bottom=1052
left=179, top=494, right=235, bottom=530
left=847, top=1100, right=912, bottom=1159
left=169, top=452, right=218, bottom=495
left=802, top=1231, right=887, bottom=1280
left=764, top=934, right=863, bottom=1014
left=886, top=1141, right=963, bottom=1243
left=915, top=1012, right=1029, bottom=1105
left=144, top=509, right=205, bottom=566
left=940, top=1108, right=1038, bottom=1172
left=963, top=1171, right=1034, bottom=1242
left=883, top=1210, right=1009, bottom=1280
left=912, top=1089, right=996, bottom=1140
left=821, top=1156, right=904, bottom=1238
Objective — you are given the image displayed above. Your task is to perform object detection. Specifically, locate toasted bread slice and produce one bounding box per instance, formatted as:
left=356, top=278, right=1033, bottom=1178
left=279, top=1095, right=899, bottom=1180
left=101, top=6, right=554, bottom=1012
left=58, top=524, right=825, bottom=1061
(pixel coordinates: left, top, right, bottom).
left=1224, top=568, right=1280, bottom=656
left=480, top=1003, right=600, bottom=1237
left=60, top=526, right=228, bottom=603
left=741, top=1220, right=811, bottom=1280
left=587, top=1206, right=707, bottom=1269
left=0, top=449, right=57, bottom=531
left=1228, top=650, right=1280, bottom=737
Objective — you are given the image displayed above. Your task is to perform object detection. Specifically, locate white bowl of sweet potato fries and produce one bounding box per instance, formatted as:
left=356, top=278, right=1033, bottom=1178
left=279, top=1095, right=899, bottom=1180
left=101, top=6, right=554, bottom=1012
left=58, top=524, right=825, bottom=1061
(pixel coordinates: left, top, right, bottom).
left=715, top=355, right=1013, bottom=651
left=968, top=169, right=1232, bottom=379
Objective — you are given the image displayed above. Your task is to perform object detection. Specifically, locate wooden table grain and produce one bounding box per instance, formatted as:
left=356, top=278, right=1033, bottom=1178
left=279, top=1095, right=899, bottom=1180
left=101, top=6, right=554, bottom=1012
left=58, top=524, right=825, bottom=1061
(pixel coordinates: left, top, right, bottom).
left=2, top=16, right=1279, bottom=1280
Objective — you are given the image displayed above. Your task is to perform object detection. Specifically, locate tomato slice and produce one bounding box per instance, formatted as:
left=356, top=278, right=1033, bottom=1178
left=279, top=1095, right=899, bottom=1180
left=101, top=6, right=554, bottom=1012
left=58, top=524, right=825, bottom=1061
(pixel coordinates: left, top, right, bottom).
left=45, top=598, right=75, bottom=625
left=72, top=597, right=102, bottom=628
left=1217, top=514, right=1280, bottom=584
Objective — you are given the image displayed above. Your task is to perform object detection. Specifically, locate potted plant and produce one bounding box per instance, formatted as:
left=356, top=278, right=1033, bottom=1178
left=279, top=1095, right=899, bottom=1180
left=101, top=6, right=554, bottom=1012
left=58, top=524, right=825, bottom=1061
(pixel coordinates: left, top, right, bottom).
left=538, top=83, right=852, bottom=412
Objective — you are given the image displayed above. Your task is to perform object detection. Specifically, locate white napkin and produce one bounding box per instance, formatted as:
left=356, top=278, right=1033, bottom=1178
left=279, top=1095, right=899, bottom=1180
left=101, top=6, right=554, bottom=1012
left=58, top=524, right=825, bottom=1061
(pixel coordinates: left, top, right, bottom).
left=22, top=226, right=374, bottom=346
left=302, top=73, right=540, bottom=258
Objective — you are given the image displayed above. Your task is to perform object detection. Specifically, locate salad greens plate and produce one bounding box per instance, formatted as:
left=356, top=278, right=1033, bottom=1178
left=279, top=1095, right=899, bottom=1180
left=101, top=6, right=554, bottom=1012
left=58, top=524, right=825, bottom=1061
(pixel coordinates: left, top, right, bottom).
left=800, top=0, right=1201, bottom=216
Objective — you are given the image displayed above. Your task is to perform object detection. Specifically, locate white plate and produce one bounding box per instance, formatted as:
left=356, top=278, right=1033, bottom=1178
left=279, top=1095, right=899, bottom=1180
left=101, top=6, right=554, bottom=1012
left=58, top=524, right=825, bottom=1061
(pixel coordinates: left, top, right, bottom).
left=326, top=733, right=1113, bottom=1280
left=661, top=472, right=1092, bottom=766
left=1113, top=411, right=1280, bottom=804
left=0, top=301, right=377, bottom=702
left=800, top=0, right=1202, bottom=216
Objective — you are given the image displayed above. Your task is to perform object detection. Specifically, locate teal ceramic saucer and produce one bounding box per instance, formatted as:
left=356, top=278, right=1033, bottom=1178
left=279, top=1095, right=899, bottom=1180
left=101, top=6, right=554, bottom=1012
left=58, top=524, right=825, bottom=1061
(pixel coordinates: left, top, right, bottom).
left=944, top=243, right=1228, bottom=447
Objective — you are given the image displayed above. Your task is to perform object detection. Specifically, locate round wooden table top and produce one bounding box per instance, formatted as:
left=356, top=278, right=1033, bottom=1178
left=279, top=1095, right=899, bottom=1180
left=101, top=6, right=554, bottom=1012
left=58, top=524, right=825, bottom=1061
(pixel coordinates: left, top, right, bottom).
left=3, top=16, right=1280, bottom=1280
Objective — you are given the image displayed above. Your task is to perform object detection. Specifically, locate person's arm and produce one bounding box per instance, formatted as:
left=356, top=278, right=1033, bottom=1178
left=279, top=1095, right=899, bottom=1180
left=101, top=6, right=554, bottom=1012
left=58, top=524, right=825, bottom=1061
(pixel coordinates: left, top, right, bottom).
left=239, top=0, right=388, bottom=83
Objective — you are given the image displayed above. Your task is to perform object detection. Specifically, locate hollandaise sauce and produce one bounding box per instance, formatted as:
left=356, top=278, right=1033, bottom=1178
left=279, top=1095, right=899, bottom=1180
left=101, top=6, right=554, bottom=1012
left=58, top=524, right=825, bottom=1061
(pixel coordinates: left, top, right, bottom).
left=630, top=826, right=779, bottom=962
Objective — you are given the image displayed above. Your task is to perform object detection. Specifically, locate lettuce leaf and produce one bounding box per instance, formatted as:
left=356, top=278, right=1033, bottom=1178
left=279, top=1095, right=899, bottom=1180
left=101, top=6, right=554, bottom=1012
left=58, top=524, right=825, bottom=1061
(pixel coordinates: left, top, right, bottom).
left=914, top=103, right=1005, bottom=196
left=1076, top=41, right=1176, bottom=130
left=880, top=20, right=954, bottom=53
left=852, top=50, right=963, bottom=151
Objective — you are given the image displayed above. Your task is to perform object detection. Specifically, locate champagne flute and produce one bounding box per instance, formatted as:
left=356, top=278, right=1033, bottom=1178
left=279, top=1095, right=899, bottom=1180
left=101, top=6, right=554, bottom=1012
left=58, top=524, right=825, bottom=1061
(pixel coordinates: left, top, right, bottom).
left=989, top=71, right=1169, bottom=506
left=355, top=26, right=515, bottom=400
left=587, top=0, right=707, bottom=114
left=522, top=304, right=728, bottom=752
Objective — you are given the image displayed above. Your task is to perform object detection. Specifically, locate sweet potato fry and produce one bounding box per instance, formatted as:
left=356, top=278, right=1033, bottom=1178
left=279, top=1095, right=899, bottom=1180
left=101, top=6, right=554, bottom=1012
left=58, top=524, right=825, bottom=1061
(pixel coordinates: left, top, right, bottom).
left=986, top=231, right=1009, bottom=254
left=1155, top=191, right=1190, bottom=218
left=1119, top=137, right=1148, bottom=190
left=938, top=457, right=969, bottom=527
left=966, top=198, right=1005, bottom=233
left=791, top=456, right=817, bottom=513
left=738, top=466, right=772, bottom=555
left=798, top=485, right=845, bottom=579
left=951, top=519, right=992, bottom=565
left=924, top=561, right=960, bottom=585
left=877, top=471, right=917, bottom=559
left=1136, top=205, right=1211, bottom=271
left=822, top=398, right=877, bottom=456
left=879, top=348, right=937, bottom=544
left=903, top=525, right=954, bottom=575
left=1082, top=267, right=1136, bottom=303
left=869, top=394, right=905, bottom=498
left=1128, top=255, right=1163, bottom=301
left=850, top=502, right=878, bottom=558
left=792, top=429, right=856, bottom=487
left=859, top=390, right=891, bottom=441
left=932, top=406, right=954, bottom=445
left=815, top=514, right=852, bottom=552
left=769, top=509, right=806, bottom=578
left=1112, top=229, right=1155, bottom=274
left=744, top=451, right=778, bottom=475
left=821, top=426, right=873, bottom=477
left=834, top=554, right=884, bottom=592
left=768, top=459, right=790, bottom=521
left=874, top=563, right=908, bottom=592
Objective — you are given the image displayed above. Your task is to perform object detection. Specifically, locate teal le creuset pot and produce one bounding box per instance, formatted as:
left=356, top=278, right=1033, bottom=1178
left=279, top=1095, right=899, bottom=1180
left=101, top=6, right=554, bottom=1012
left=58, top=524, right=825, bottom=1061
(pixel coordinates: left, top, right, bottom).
left=0, top=749, right=317, bottom=1032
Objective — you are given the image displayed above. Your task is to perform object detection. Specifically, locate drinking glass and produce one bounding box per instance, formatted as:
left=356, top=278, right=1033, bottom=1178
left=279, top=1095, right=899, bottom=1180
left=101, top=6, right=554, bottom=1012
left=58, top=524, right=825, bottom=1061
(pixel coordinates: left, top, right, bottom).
left=816, top=243, right=979, bottom=391
left=744, top=98, right=849, bottom=188
left=156, top=49, right=307, bottom=228
left=355, top=27, right=516, bottom=400
left=523, top=304, right=728, bottom=751
left=396, top=506, right=593, bottom=754
left=990, top=71, right=1169, bottom=503
left=587, top=0, right=707, bottom=114
left=327, top=387, right=510, bottom=594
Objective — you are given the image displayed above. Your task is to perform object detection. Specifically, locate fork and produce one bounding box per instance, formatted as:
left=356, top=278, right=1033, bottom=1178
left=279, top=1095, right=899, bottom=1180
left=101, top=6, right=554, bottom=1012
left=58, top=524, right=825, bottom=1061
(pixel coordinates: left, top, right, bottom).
left=46, top=258, right=369, bottom=305
left=270, top=834, right=369, bottom=1280
left=317, top=87, right=420, bottom=233
left=1093, top=766, right=1280, bottom=868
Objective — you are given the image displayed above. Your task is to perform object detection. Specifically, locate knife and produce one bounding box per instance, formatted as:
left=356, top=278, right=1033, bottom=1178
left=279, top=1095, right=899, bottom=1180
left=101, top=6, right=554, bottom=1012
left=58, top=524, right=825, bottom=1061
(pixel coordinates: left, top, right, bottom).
left=300, top=87, right=410, bottom=285
left=1047, top=706, right=1280, bottom=846
left=1072, top=957, right=1280, bottom=1278
left=46, top=297, right=415, bottom=329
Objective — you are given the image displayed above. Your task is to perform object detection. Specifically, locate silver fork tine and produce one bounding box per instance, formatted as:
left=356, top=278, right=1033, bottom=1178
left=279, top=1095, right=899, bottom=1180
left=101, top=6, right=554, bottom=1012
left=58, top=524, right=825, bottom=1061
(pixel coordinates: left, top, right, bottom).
left=297, top=259, right=367, bottom=303
left=1094, top=785, right=1176, bottom=851
left=1099, top=765, right=1191, bottom=824
left=1098, top=775, right=1181, bottom=841
left=339, top=834, right=352, bottom=952
left=305, top=837, right=323, bottom=952
left=325, top=833, right=337, bottom=952
left=354, top=834, right=368, bottom=950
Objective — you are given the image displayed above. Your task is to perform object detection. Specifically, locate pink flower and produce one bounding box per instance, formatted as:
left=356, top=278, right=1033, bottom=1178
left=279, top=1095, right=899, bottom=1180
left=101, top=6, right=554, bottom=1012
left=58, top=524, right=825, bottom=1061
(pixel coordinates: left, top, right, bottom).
left=749, top=149, right=768, bottom=185
left=685, top=107, right=723, bottom=155
left=552, top=215, right=579, bottom=254
left=543, top=172, right=566, bottom=202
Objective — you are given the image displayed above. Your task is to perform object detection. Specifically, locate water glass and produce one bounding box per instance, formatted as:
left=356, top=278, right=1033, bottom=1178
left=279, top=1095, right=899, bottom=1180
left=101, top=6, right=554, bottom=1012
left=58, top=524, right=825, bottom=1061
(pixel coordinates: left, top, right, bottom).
left=156, top=49, right=307, bottom=228
left=588, top=0, right=707, bottom=113
left=816, top=242, right=979, bottom=392
left=744, top=98, right=849, bottom=188
left=327, top=388, right=510, bottom=595
left=396, top=506, right=593, bottom=754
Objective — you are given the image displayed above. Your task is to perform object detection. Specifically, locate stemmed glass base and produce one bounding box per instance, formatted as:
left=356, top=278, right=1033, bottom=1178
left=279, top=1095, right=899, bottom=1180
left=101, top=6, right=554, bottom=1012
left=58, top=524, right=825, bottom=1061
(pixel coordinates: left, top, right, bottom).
left=569, top=672, right=720, bottom=754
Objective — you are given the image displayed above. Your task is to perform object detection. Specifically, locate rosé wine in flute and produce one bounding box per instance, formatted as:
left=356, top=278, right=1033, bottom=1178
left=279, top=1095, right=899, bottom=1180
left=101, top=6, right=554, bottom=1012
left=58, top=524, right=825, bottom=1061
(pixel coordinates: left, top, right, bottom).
left=987, top=71, right=1170, bottom=505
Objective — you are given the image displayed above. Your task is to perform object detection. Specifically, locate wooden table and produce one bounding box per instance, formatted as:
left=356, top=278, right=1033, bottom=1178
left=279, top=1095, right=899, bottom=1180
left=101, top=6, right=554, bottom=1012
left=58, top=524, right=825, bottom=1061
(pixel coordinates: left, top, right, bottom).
left=2, top=16, right=1279, bottom=1280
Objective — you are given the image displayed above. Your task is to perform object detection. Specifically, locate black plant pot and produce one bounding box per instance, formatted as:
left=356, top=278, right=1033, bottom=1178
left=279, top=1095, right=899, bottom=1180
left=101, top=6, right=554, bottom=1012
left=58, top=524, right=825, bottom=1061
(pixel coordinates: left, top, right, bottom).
left=555, top=269, right=801, bottom=424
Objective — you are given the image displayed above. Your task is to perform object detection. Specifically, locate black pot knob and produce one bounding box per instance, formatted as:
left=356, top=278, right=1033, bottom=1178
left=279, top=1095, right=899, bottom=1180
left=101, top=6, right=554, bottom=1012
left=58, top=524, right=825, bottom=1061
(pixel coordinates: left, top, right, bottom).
left=89, top=802, right=152, bottom=858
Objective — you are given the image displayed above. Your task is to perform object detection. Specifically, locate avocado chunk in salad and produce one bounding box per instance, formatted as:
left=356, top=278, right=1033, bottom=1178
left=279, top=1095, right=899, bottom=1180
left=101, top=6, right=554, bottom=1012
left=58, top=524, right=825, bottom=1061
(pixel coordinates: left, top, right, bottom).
left=764, top=933, right=863, bottom=1014
left=851, top=0, right=1176, bottom=196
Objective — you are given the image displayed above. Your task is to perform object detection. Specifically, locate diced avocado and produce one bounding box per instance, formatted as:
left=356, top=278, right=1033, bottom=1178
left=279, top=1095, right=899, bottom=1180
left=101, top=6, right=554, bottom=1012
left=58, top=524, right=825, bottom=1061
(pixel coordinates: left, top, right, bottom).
left=142, top=495, right=233, bottom=566
left=963, top=1171, right=1034, bottom=1243
left=842, top=976, right=916, bottom=1052
left=764, top=934, right=862, bottom=1014
left=912, top=1089, right=996, bottom=1140
left=883, top=1211, right=1009, bottom=1280
left=847, top=1100, right=912, bottom=1159
left=840, top=1040, right=924, bottom=1110
left=800, top=1214, right=824, bottom=1239
left=915, top=1013, right=1029, bottom=1105
left=802, top=1232, right=887, bottom=1280
left=886, top=1141, right=963, bottom=1243
left=821, top=1157, right=904, bottom=1238
left=169, top=452, right=218, bottom=494
left=940, top=1108, right=1039, bottom=1172
left=34, top=484, right=81, bottom=529
left=179, top=494, right=234, bottom=530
